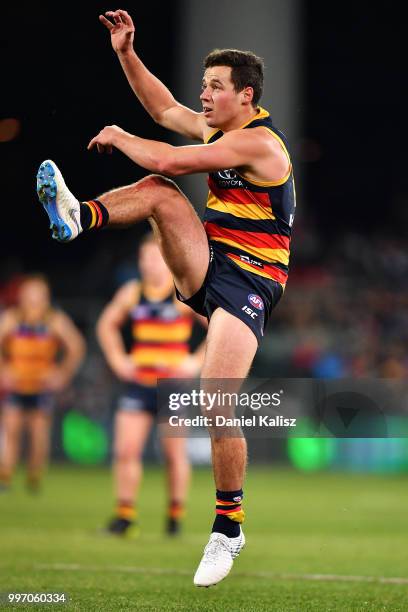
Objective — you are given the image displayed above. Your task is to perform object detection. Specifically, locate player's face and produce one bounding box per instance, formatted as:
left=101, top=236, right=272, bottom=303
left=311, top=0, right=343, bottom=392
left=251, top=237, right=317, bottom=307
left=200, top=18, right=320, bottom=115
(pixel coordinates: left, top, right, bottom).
left=18, top=280, right=50, bottom=314
left=138, top=242, right=172, bottom=285
left=200, top=66, right=244, bottom=128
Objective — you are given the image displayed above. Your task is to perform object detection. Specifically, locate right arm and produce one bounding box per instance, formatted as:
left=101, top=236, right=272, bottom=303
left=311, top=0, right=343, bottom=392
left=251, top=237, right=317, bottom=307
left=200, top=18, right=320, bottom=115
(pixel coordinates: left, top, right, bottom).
left=96, top=281, right=140, bottom=382
left=100, top=10, right=205, bottom=141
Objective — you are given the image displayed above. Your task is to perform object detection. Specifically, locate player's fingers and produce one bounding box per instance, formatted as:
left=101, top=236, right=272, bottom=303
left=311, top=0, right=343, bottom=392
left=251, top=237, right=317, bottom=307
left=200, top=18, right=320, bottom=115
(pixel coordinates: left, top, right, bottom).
left=110, top=11, right=123, bottom=25
left=105, top=11, right=122, bottom=23
left=87, top=137, right=97, bottom=150
left=99, top=15, right=114, bottom=30
left=117, top=10, right=132, bottom=25
left=97, top=143, right=105, bottom=154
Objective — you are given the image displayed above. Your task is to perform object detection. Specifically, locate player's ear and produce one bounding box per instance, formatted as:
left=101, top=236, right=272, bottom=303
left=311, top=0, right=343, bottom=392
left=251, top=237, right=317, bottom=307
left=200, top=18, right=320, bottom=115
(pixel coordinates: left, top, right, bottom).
left=241, top=86, right=254, bottom=106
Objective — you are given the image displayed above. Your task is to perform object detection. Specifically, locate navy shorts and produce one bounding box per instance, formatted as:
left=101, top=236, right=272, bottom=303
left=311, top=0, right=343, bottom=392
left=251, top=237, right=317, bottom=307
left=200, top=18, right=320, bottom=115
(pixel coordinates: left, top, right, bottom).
left=6, top=393, right=54, bottom=414
left=176, top=243, right=284, bottom=344
left=118, top=383, right=158, bottom=415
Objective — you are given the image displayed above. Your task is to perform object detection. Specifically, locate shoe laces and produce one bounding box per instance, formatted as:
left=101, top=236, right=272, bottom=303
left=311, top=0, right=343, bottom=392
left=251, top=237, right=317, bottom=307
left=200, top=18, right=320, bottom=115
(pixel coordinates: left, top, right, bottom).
left=202, top=535, right=231, bottom=565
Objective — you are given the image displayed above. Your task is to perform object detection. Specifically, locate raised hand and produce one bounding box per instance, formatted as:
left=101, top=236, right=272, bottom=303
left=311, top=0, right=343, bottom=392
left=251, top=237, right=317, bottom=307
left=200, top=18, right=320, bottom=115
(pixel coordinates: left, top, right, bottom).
left=99, top=9, right=135, bottom=55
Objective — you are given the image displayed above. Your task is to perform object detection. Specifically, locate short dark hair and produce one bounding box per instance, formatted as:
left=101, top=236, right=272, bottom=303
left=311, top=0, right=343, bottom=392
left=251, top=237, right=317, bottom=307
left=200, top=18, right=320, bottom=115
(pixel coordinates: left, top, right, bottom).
left=204, top=49, right=264, bottom=106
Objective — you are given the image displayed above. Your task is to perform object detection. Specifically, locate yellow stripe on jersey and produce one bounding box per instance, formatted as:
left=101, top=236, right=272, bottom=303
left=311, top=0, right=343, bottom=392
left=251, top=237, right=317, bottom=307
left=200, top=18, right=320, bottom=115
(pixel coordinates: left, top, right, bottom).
left=132, top=348, right=188, bottom=367
left=133, top=321, right=193, bottom=342
left=237, top=168, right=292, bottom=188
left=206, top=192, right=275, bottom=220
left=210, top=235, right=290, bottom=265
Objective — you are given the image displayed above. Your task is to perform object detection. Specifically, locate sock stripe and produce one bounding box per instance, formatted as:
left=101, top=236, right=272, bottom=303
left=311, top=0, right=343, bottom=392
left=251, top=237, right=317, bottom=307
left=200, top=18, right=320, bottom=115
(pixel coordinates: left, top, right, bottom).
left=116, top=503, right=136, bottom=521
left=216, top=506, right=242, bottom=515
left=168, top=501, right=185, bottom=520
left=92, top=200, right=103, bottom=228
left=83, top=201, right=97, bottom=229
left=214, top=488, right=245, bottom=524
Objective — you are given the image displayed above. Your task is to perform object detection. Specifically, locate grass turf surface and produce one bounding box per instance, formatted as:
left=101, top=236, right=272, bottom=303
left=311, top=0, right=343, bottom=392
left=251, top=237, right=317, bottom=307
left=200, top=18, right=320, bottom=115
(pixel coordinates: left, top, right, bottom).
left=0, top=465, right=408, bottom=611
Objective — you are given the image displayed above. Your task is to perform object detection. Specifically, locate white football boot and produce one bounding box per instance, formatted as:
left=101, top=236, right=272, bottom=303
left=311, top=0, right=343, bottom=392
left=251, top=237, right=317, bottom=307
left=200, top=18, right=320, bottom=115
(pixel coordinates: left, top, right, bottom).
left=193, top=528, right=245, bottom=587
left=36, top=160, right=82, bottom=242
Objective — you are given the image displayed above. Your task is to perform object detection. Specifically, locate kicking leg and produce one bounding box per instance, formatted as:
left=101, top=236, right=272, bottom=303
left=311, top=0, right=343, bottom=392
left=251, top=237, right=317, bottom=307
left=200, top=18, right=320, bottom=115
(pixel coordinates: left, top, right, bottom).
left=37, top=162, right=209, bottom=299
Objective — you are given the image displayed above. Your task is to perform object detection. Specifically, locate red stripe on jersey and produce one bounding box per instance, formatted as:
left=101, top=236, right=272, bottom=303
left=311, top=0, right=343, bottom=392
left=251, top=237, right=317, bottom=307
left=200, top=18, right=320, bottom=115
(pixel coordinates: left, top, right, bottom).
left=133, top=342, right=189, bottom=351
left=227, top=253, right=288, bottom=283
left=208, top=176, right=271, bottom=208
left=204, top=222, right=289, bottom=250
left=133, top=318, right=191, bottom=327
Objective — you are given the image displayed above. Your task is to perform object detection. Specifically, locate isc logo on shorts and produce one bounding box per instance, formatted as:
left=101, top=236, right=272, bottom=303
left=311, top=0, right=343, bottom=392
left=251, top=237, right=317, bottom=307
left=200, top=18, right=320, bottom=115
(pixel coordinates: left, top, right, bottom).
left=248, top=294, right=264, bottom=310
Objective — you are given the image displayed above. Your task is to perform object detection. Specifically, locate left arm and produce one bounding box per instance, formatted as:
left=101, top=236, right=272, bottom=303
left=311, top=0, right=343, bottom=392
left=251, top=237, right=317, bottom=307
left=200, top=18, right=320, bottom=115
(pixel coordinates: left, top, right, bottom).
left=87, top=125, right=281, bottom=177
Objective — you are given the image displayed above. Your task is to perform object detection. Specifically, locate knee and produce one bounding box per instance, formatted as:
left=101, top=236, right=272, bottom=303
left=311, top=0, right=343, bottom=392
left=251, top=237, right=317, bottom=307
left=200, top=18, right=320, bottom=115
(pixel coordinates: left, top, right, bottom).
left=133, top=174, right=181, bottom=212
left=164, top=452, right=188, bottom=470
left=114, top=446, right=141, bottom=463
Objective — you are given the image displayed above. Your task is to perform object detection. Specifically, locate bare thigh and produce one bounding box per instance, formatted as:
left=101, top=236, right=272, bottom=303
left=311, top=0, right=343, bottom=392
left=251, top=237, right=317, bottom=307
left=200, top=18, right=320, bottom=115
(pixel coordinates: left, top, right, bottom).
left=101, top=175, right=210, bottom=299
left=202, top=308, right=258, bottom=379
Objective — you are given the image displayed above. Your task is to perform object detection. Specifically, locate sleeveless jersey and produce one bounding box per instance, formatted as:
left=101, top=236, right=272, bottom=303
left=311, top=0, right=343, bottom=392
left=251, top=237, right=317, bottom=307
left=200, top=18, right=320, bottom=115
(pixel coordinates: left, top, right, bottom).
left=203, top=107, right=296, bottom=286
left=5, top=315, right=59, bottom=394
left=130, top=289, right=193, bottom=386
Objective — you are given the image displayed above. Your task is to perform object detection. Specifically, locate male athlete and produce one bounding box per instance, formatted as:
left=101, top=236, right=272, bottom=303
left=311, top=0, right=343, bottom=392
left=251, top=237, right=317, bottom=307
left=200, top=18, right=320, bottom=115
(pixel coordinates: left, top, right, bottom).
left=36, top=9, right=296, bottom=586
left=0, top=275, right=85, bottom=492
left=98, top=233, right=206, bottom=537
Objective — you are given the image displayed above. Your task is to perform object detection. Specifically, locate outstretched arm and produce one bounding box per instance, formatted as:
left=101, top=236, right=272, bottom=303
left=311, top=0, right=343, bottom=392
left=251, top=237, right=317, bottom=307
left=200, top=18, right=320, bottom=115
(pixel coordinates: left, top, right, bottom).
left=100, top=9, right=205, bottom=141
left=88, top=124, right=290, bottom=181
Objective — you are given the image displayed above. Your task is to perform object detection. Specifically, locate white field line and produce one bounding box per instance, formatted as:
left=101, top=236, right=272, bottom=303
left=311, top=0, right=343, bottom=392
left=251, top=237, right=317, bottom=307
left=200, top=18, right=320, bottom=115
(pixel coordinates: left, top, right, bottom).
left=35, top=564, right=408, bottom=585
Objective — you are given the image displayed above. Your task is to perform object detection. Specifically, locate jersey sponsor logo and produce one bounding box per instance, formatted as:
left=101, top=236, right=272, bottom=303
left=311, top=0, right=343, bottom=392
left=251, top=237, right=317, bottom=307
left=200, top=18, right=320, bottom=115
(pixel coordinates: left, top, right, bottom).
left=240, top=255, right=264, bottom=269
left=217, top=168, right=244, bottom=187
left=218, top=169, right=237, bottom=180
left=248, top=294, right=264, bottom=310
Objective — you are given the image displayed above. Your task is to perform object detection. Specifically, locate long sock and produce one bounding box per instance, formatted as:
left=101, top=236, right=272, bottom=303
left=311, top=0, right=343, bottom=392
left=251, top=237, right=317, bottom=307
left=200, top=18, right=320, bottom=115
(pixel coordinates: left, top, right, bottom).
left=116, top=500, right=136, bottom=522
left=168, top=500, right=185, bottom=521
left=80, top=199, right=109, bottom=231
left=212, top=489, right=244, bottom=538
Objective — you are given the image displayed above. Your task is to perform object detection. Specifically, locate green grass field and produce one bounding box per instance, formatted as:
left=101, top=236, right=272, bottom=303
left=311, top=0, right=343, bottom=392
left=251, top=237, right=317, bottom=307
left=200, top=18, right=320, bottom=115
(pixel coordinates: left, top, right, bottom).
left=1, top=464, right=408, bottom=611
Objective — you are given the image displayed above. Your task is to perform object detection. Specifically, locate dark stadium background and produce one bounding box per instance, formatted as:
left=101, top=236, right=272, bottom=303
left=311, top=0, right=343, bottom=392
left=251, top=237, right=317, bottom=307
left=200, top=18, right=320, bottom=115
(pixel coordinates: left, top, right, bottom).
left=1, top=1, right=405, bottom=290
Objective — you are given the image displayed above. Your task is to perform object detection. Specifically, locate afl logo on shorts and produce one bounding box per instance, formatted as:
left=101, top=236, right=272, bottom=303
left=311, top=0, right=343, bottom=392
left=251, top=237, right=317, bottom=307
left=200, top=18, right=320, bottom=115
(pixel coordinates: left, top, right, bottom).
left=248, top=294, right=264, bottom=310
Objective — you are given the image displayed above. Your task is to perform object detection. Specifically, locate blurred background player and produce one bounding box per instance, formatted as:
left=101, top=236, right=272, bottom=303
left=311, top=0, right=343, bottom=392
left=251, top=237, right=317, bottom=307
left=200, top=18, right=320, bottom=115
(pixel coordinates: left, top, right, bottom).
left=97, top=233, right=206, bottom=537
left=0, top=275, right=85, bottom=492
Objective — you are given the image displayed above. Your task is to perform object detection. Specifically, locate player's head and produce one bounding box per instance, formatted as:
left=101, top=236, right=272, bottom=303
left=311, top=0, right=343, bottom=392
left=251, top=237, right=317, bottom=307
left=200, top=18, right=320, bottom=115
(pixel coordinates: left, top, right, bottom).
left=138, top=232, right=172, bottom=285
left=18, top=274, right=51, bottom=314
left=201, top=49, right=264, bottom=128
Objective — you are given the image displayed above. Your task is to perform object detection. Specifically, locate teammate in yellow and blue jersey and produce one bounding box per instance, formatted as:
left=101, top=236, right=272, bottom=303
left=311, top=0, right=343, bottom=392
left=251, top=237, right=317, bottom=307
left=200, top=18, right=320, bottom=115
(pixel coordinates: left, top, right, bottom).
left=0, top=275, right=85, bottom=492
left=97, top=233, right=206, bottom=537
left=36, top=8, right=296, bottom=585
